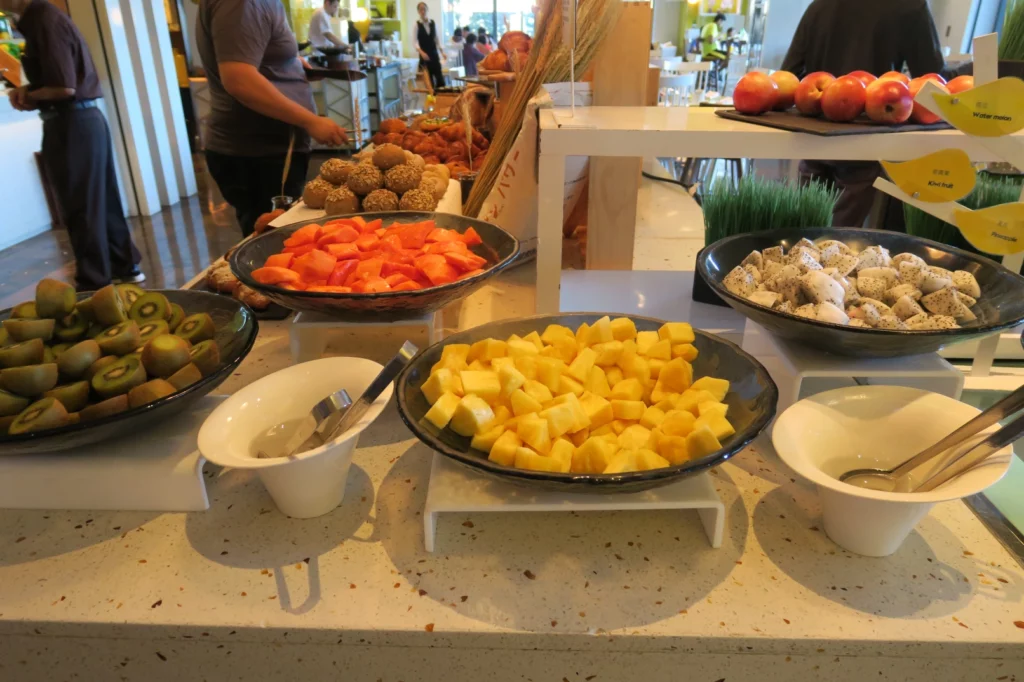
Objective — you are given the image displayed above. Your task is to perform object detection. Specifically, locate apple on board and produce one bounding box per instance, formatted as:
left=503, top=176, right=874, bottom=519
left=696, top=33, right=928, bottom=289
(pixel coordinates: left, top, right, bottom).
left=847, top=70, right=877, bottom=87
left=878, top=71, right=910, bottom=85
left=908, top=77, right=949, bottom=124
left=864, top=78, right=913, bottom=124
left=917, top=73, right=947, bottom=85
left=821, top=75, right=867, bottom=122
left=794, top=71, right=837, bottom=116
left=947, top=75, right=974, bottom=94
left=770, top=70, right=800, bottom=110
left=734, top=72, right=779, bottom=115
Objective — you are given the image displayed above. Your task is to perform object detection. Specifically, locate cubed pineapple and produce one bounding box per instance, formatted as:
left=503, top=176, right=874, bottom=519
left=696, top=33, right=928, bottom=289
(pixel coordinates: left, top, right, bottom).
left=579, top=392, right=614, bottom=429
left=611, top=399, right=646, bottom=421
left=590, top=424, right=614, bottom=437
left=421, top=368, right=457, bottom=405
left=693, top=413, right=735, bottom=441
left=605, top=366, right=624, bottom=386
left=672, top=343, right=699, bottom=362
left=610, top=419, right=630, bottom=435
left=572, top=436, right=617, bottom=473
left=524, top=379, right=554, bottom=404
left=451, top=374, right=464, bottom=396
left=541, top=324, right=575, bottom=345
left=645, top=339, right=672, bottom=361
left=661, top=409, right=697, bottom=437
left=586, top=316, right=614, bottom=346
left=497, top=363, right=527, bottom=397
left=584, top=366, right=611, bottom=398
left=424, top=391, right=462, bottom=429
left=468, top=338, right=507, bottom=363
left=654, top=396, right=678, bottom=412
left=539, top=402, right=577, bottom=438
left=488, top=430, right=522, bottom=466
left=466, top=360, right=486, bottom=371
left=686, top=424, right=722, bottom=459
left=591, top=341, right=624, bottom=367
left=658, top=434, right=690, bottom=465
left=514, top=447, right=563, bottom=472
left=610, top=377, right=644, bottom=401
left=645, top=427, right=661, bottom=452
left=658, top=322, right=696, bottom=344
left=510, top=388, right=543, bottom=416
left=556, top=374, right=585, bottom=397
left=507, top=339, right=540, bottom=359
left=659, top=358, right=693, bottom=393
left=610, top=317, right=637, bottom=341
left=636, top=330, right=660, bottom=355
left=621, top=355, right=651, bottom=386
left=460, top=370, right=501, bottom=404
left=635, top=448, right=671, bottom=471
left=617, top=424, right=652, bottom=451
left=549, top=438, right=574, bottom=472
left=698, top=401, right=729, bottom=418
left=569, top=429, right=590, bottom=447
left=546, top=335, right=578, bottom=364
left=649, top=358, right=665, bottom=380
left=470, top=424, right=506, bottom=452
left=567, top=347, right=598, bottom=382
left=514, top=355, right=539, bottom=380
left=640, top=405, right=667, bottom=430
left=521, top=330, right=544, bottom=351
left=450, top=394, right=496, bottom=437
left=615, top=339, right=637, bottom=372
left=517, top=415, right=551, bottom=454
left=675, top=389, right=717, bottom=416
left=536, top=357, right=565, bottom=392
left=491, top=405, right=512, bottom=426
left=690, top=376, right=730, bottom=401
left=440, top=343, right=471, bottom=366
left=550, top=393, right=590, bottom=432
left=575, top=322, right=590, bottom=346
left=603, top=449, right=639, bottom=474
left=491, top=356, right=514, bottom=372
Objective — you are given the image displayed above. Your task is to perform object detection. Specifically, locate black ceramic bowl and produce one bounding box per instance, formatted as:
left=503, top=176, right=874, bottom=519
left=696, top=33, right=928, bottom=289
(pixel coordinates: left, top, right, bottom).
left=698, top=227, right=1024, bottom=358
left=230, top=211, right=520, bottom=321
left=0, top=290, right=258, bottom=455
left=396, top=313, right=778, bottom=493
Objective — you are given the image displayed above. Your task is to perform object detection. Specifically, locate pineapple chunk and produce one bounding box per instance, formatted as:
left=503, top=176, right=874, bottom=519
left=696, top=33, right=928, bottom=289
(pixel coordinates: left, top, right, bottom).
left=556, top=374, right=585, bottom=397
left=451, top=374, right=464, bottom=396
left=640, top=405, right=667, bottom=429
left=497, top=363, right=527, bottom=397
left=659, top=358, right=693, bottom=393
left=636, top=330, right=660, bottom=354
left=649, top=358, right=665, bottom=379
left=567, top=347, right=598, bottom=382
left=579, top=392, right=614, bottom=429
left=450, top=395, right=496, bottom=437
left=514, top=355, right=539, bottom=380
left=676, top=389, right=717, bottom=416
left=672, top=344, right=699, bottom=362
left=507, top=339, right=540, bottom=358
left=650, top=379, right=671, bottom=404
left=549, top=438, right=575, bottom=472
left=654, top=396, right=678, bottom=412
left=541, top=324, right=575, bottom=345
left=645, top=339, right=672, bottom=361
left=488, top=430, right=522, bottom=466
left=466, top=359, right=486, bottom=371
left=618, top=424, right=652, bottom=451
left=550, top=393, right=590, bottom=432
left=440, top=343, right=471, bottom=367
left=591, top=424, right=614, bottom=437
left=515, top=447, right=566, bottom=472
left=658, top=434, right=690, bottom=465
left=610, top=419, right=630, bottom=435
left=611, top=399, right=646, bottom=421
left=575, top=322, right=590, bottom=346
left=460, top=370, right=501, bottom=404
left=610, top=377, right=644, bottom=401
left=569, top=429, right=590, bottom=447
left=546, top=335, right=578, bottom=363
left=539, top=401, right=577, bottom=438
left=424, top=391, right=462, bottom=429
left=586, top=316, right=614, bottom=346
left=690, top=376, right=730, bottom=401
left=698, top=401, right=729, bottom=418
left=524, top=379, right=554, bottom=404
left=584, top=366, right=611, bottom=398
left=591, top=341, right=624, bottom=367
left=661, top=409, right=697, bottom=437
left=421, top=368, right=457, bottom=405
left=610, top=317, right=637, bottom=341
left=491, top=356, right=514, bottom=372
left=605, top=366, right=624, bottom=386
left=658, top=322, right=696, bottom=344
left=491, top=405, right=512, bottom=425
left=645, top=427, right=661, bottom=452
left=621, top=355, right=651, bottom=386
left=517, top=415, right=552, bottom=454
left=603, top=449, right=639, bottom=474
left=468, top=338, right=507, bottom=362
left=686, top=424, right=722, bottom=459
left=693, top=413, right=735, bottom=441
left=572, top=436, right=617, bottom=473
left=636, top=448, right=671, bottom=471
left=510, top=388, right=543, bottom=416
left=470, top=424, right=505, bottom=452
left=615, top=339, right=637, bottom=372
left=536, top=357, right=565, bottom=392
left=523, top=330, right=545, bottom=351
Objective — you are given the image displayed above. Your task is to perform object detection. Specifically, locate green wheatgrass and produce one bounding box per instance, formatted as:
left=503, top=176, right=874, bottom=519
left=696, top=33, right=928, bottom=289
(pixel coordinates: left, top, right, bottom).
left=702, top=176, right=839, bottom=244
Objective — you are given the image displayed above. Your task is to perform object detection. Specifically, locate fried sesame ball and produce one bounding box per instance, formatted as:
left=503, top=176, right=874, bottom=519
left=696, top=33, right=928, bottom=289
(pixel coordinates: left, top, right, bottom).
left=384, top=164, right=423, bottom=195
left=302, top=177, right=336, bottom=209
left=346, top=164, right=384, bottom=196
left=362, top=189, right=400, bottom=212
left=398, top=188, right=437, bottom=212
left=324, top=186, right=360, bottom=215
left=320, top=158, right=355, bottom=185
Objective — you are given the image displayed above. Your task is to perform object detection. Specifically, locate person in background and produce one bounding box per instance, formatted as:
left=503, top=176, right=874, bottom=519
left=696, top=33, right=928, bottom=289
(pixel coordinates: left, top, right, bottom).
left=700, top=13, right=727, bottom=62
left=462, top=32, right=484, bottom=76
left=724, top=27, right=735, bottom=55
left=347, top=19, right=363, bottom=53
left=782, top=0, right=944, bottom=227
left=476, top=26, right=494, bottom=53
left=415, top=2, right=445, bottom=89
left=196, top=0, right=347, bottom=237
left=2, top=0, right=143, bottom=289
left=308, top=0, right=348, bottom=53
left=451, top=27, right=463, bottom=45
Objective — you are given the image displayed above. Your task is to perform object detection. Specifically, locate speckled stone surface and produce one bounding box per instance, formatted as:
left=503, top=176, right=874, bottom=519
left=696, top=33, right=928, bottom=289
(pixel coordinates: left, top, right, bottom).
left=0, top=270, right=1022, bottom=682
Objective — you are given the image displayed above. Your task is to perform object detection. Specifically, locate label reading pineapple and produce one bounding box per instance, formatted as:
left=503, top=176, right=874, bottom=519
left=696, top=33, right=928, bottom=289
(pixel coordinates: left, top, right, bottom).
left=933, top=78, right=1024, bottom=138
left=880, top=149, right=976, bottom=204
left=955, top=202, right=1024, bottom=255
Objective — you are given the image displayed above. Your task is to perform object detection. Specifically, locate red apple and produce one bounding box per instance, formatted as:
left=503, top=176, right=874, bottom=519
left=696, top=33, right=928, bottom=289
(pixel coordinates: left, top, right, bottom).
left=917, top=73, right=947, bottom=84
left=733, top=72, right=779, bottom=115
left=848, top=70, right=877, bottom=87
left=770, top=70, right=800, bottom=110
left=865, top=78, right=913, bottom=124
left=908, top=77, right=949, bottom=124
left=794, top=71, right=836, bottom=116
left=947, top=75, right=974, bottom=94
left=821, top=75, right=867, bottom=122
left=878, top=71, right=910, bottom=85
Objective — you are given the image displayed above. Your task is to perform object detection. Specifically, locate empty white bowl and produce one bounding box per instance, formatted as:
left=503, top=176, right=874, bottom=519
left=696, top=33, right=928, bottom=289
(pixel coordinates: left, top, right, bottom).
left=198, top=357, right=392, bottom=518
left=772, top=386, right=1012, bottom=556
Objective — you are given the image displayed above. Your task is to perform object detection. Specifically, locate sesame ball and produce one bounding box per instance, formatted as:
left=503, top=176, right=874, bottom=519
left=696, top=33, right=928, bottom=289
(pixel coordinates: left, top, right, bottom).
left=384, top=164, right=423, bottom=195
left=399, top=188, right=437, bottom=212
left=346, top=164, right=384, bottom=196
left=362, top=189, right=400, bottom=212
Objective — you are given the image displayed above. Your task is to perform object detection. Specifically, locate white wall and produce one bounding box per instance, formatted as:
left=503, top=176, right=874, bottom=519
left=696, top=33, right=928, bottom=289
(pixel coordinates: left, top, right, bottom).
left=759, top=0, right=813, bottom=70
left=652, top=0, right=681, bottom=47
left=929, top=0, right=974, bottom=55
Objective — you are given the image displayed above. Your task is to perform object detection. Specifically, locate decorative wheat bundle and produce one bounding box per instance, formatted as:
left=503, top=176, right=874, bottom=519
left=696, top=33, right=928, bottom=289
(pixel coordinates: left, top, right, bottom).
left=463, top=0, right=622, bottom=217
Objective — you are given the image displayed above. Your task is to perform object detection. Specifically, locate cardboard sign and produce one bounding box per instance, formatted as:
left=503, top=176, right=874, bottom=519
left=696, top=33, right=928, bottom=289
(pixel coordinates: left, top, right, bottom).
left=955, top=203, right=1024, bottom=255
left=933, top=77, right=1024, bottom=138
left=881, top=149, right=976, bottom=204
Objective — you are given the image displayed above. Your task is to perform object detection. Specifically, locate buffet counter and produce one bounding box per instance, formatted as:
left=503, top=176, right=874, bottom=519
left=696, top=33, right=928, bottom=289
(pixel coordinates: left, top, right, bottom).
left=0, top=268, right=1021, bottom=682
left=0, top=93, right=51, bottom=250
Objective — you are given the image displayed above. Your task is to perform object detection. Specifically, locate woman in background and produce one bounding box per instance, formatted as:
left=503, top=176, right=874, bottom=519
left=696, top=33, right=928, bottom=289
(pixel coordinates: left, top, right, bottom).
left=415, top=1, right=445, bottom=89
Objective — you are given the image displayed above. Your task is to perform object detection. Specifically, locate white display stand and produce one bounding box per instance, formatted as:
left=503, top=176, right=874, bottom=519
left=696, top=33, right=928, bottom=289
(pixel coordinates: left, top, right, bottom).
left=423, top=453, right=725, bottom=552
left=741, top=322, right=964, bottom=414
left=289, top=310, right=444, bottom=363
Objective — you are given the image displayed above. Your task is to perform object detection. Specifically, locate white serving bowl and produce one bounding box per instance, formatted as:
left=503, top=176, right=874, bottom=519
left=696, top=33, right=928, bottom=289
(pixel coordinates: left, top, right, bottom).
left=198, top=357, right=392, bottom=518
left=772, top=386, right=1012, bottom=557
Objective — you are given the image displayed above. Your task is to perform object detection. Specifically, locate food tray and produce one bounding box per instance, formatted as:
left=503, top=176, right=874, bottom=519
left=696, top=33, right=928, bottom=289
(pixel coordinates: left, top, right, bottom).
left=715, top=109, right=952, bottom=136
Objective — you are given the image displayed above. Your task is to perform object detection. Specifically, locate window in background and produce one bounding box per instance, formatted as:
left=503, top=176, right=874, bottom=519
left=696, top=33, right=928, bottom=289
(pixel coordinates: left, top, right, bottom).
left=442, top=0, right=535, bottom=47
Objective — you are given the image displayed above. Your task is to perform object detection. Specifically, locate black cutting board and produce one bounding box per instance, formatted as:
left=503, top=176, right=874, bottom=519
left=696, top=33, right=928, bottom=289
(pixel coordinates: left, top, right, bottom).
left=715, top=108, right=951, bottom=136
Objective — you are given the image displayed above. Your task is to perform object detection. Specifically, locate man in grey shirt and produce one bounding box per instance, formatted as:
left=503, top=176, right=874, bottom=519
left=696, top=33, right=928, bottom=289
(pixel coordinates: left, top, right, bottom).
left=196, top=0, right=346, bottom=236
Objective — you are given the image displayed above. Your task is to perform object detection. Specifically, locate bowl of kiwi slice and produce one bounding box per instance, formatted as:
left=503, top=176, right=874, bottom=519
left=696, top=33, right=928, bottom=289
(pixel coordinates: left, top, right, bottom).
left=0, top=279, right=258, bottom=455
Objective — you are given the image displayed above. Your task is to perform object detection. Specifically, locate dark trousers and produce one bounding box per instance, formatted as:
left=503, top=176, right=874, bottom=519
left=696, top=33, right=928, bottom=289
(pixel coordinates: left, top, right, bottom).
left=798, top=160, right=882, bottom=228
left=205, top=150, right=310, bottom=237
left=421, top=55, right=445, bottom=90
left=41, top=107, right=140, bottom=290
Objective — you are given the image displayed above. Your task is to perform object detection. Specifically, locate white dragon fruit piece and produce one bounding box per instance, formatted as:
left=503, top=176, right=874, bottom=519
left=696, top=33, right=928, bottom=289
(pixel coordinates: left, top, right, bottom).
left=891, top=295, right=925, bottom=321
left=952, top=270, right=981, bottom=298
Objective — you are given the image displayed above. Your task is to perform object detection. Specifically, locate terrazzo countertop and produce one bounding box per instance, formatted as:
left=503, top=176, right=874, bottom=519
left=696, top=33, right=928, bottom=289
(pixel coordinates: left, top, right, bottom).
left=1, top=285, right=1023, bottom=682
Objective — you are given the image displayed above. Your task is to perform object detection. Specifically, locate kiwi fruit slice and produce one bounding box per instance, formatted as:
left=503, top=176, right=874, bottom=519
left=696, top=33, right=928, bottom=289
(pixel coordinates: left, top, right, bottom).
left=129, top=292, right=169, bottom=325
left=128, top=378, right=176, bottom=408
left=10, top=301, right=38, bottom=319
left=51, top=342, right=71, bottom=357
left=0, top=414, right=15, bottom=433
left=80, top=394, right=130, bottom=421
left=3, top=318, right=55, bottom=343
left=44, top=381, right=90, bottom=412
left=58, top=339, right=101, bottom=379
left=0, top=388, right=30, bottom=417
left=0, top=363, right=59, bottom=397
left=54, top=309, right=89, bottom=343
left=75, top=297, right=95, bottom=322
left=137, top=319, right=170, bottom=345
left=84, top=355, right=119, bottom=382
left=141, top=334, right=191, bottom=378
left=117, top=284, right=146, bottom=309
left=42, top=346, right=55, bottom=364
left=175, top=313, right=215, bottom=344
left=167, top=303, right=185, bottom=331
left=91, top=284, right=127, bottom=326
left=0, top=338, right=45, bottom=368
left=95, top=321, right=141, bottom=356
left=36, top=278, right=76, bottom=319
left=188, top=339, right=221, bottom=376
left=91, top=355, right=147, bottom=399
left=66, top=412, right=80, bottom=425
left=0, top=327, right=10, bottom=347
left=9, top=397, right=69, bottom=434
left=168, top=363, right=203, bottom=390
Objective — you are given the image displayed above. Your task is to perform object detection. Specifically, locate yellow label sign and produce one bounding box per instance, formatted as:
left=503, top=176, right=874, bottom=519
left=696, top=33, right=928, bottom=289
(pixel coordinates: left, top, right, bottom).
left=933, top=77, right=1024, bottom=137
left=955, top=203, right=1024, bottom=255
left=881, top=149, right=976, bottom=203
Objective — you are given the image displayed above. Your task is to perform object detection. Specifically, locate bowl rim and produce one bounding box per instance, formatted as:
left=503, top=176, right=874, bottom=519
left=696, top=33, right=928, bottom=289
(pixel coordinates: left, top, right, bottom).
left=697, top=226, right=1024, bottom=339
left=771, top=385, right=1012, bottom=503
left=197, top=356, right=392, bottom=469
left=229, top=210, right=521, bottom=301
left=0, top=289, right=258, bottom=447
left=396, top=312, right=780, bottom=487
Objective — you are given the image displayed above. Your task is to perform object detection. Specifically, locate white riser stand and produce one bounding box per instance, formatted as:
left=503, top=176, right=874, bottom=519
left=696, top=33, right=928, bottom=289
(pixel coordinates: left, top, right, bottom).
left=423, top=454, right=725, bottom=553
left=289, top=310, right=444, bottom=364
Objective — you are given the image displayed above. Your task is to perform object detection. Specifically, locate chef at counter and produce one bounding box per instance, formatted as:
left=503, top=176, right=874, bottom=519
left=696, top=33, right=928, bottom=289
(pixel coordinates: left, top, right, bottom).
left=308, top=0, right=348, bottom=54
